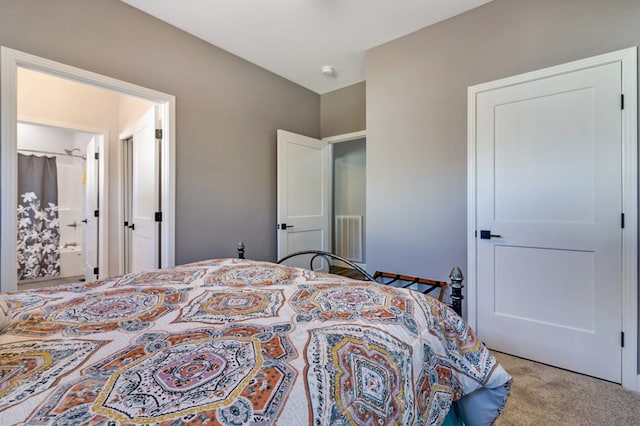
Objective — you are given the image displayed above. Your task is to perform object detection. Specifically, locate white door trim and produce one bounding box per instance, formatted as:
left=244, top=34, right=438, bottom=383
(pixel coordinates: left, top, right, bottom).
left=467, top=47, right=637, bottom=390
left=1, top=46, right=176, bottom=291
left=323, top=130, right=366, bottom=144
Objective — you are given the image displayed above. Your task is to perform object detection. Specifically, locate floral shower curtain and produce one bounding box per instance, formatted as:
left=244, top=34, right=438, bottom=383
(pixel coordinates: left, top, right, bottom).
left=17, top=153, right=60, bottom=280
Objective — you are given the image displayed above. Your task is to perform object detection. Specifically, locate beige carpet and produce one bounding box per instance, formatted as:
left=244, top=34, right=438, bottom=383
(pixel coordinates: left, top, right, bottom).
left=494, top=352, right=640, bottom=425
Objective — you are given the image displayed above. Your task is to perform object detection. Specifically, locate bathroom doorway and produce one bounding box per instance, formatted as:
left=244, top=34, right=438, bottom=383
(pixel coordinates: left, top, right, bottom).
left=16, top=122, right=105, bottom=288
left=1, top=47, right=176, bottom=292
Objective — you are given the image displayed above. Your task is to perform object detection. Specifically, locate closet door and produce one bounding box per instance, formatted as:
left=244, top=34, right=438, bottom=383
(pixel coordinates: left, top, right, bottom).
left=130, top=107, right=161, bottom=273
left=472, top=59, right=624, bottom=382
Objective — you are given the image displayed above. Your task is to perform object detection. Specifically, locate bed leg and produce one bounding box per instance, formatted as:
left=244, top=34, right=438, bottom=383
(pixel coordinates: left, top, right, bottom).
left=449, top=266, right=464, bottom=317
left=237, top=241, right=245, bottom=259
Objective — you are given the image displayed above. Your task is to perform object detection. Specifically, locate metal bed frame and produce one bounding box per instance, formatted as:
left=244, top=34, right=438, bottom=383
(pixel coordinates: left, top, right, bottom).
left=236, top=242, right=464, bottom=317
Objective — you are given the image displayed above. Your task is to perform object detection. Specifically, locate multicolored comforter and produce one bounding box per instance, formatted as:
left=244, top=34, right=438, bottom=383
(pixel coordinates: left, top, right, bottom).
left=0, top=259, right=511, bottom=425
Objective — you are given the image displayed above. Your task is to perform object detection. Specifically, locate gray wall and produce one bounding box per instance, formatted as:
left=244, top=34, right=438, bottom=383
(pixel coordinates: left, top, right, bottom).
left=333, top=139, right=366, bottom=217
left=367, top=0, right=640, bottom=282
left=321, top=81, right=366, bottom=138
left=366, top=0, right=640, bottom=370
left=0, top=0, right=320, bottom=264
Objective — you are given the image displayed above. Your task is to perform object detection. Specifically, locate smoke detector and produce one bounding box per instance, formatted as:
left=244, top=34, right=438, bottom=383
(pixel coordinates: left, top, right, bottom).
left=321, top=65, right=335, bottom=76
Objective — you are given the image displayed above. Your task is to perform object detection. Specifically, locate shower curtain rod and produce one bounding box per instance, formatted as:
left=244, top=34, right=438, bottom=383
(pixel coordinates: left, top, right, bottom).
left=17, top=148, right=86, bottom=160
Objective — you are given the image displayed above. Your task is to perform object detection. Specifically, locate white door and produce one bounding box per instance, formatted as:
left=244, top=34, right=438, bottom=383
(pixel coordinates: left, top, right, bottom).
left=83, top=137, right=100, bottom=282
left=473, top=61, right=623, bottom=381
left=130, top=107, right=160, bottom=272
left=277, top=130, right=331, bottom=268
left=122, top=136, right=133, bottom=274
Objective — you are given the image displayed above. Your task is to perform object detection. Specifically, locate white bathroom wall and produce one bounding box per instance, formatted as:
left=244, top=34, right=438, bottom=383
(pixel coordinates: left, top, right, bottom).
left=17, top=122, right=77, bottom=151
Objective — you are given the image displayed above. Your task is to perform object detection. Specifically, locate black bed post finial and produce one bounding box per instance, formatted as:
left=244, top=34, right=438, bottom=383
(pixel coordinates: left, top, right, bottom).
left=237, top=241, right=245, bottom=259
left=449, top=266, right=464, bottom=317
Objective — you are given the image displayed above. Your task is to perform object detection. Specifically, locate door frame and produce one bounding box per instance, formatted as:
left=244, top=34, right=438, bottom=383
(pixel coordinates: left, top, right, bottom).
left=323, top=130, right=367, bottom=269
left=16, top=118, right=108, bottom=282
left=1, top=46, right=176, bottom=291
left=467, top=47, right=637, bottom=390
left=275, top=129, right=367, bottom=267
left=322, top=130, right=366, bottom=144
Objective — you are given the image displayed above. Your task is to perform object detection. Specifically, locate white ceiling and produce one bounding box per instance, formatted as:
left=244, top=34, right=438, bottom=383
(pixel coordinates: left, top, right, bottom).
left=121, top=0, right=493, bottom=94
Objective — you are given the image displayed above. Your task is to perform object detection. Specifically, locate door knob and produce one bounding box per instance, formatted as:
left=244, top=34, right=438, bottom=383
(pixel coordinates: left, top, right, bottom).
left=278, top=223, right=294, bottom=230
left=480, top=230, right=502, bottom=239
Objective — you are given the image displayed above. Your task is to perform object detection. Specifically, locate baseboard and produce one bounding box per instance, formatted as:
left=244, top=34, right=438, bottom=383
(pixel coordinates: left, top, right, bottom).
left=637, top=374, right=640, bottom=392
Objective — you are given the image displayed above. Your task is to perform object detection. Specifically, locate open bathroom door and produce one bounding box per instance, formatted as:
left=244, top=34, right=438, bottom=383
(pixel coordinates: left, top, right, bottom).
left=84, top=136, right=100, bottom=282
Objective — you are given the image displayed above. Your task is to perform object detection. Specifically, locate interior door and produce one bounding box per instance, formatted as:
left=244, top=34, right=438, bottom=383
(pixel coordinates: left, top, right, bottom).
left=474, top=62, right=623, bottom=382
left=130, top=106, right=160, bottom=273
left=83, top=136, right=99, bottom=281
left=122, top=136, right=133, bottom=274
left=277, top=129, right=331, bottom=268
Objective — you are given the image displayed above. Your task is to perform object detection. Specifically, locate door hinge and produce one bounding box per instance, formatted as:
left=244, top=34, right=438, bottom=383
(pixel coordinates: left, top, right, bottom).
left=93, top=267, right=99, bottom=275
left=94, top=152, right=99, bottom=160
left=621, top=331, right=625, bottom=348
left=621, top=94, right=625, bottom=110
left=155, top=212, right=163, bottom=222
left=621, top=213, right=625, bottom=229
left=94, top=210, right=99, bottom=218
left=155, top=129, right=163, bottom=139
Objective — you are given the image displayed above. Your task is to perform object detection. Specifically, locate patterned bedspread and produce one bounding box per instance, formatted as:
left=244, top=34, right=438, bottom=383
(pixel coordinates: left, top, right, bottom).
left=0, top=259, right=511, bottom=425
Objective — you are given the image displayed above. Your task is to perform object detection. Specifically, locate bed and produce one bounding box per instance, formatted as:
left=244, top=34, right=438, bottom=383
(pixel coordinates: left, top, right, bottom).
left=0, top=257, right=511, bottom=425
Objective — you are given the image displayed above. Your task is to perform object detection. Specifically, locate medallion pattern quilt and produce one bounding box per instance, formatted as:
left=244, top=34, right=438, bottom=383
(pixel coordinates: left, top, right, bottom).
left=0, top=259, right=511, bottom=425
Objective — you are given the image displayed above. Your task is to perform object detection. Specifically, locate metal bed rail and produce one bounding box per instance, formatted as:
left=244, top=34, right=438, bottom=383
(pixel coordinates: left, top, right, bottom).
left=236, top=243, right=464, bottom=317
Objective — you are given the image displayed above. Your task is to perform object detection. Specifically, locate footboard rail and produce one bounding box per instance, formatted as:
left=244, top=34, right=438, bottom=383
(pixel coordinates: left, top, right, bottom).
left=236, top=242, right=464, bottom=317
